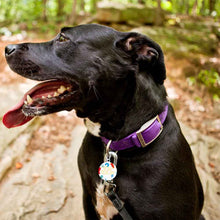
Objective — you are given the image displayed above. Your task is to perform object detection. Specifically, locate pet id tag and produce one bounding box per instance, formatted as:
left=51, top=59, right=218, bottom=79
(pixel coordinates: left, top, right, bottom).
left=98, top=161, right=117, bottom=181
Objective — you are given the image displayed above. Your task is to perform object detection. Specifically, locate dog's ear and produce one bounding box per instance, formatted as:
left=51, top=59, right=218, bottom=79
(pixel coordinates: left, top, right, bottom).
left=116, top=33, right=166, bottom=84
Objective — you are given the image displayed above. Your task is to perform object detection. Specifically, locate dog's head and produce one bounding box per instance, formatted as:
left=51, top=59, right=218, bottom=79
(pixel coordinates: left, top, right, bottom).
left=3, top=24, right=166, bottom=128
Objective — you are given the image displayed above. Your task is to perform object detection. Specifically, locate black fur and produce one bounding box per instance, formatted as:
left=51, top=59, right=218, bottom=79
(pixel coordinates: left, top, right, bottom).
left=5, top=24, right=204, bottom=219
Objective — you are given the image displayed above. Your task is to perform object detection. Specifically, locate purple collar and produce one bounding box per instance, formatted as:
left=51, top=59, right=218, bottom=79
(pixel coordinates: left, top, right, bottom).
left=101, top=105, right=168, bottom=151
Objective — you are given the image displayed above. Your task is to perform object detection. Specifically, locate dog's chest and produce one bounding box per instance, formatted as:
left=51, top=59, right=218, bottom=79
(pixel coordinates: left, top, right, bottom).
left=85, top=119, right=118, bottom=219
left=95, top=183, right=118, bottom=220
left=85, top=118, right=101, bottom=137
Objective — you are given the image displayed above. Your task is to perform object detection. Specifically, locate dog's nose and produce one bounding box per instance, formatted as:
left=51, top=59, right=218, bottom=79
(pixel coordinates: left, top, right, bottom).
left=5, top=44, right=17, bottom=56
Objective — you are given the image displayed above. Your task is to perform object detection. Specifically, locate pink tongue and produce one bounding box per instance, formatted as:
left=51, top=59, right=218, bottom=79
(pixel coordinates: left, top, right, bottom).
left=2, top=80, right=70, bottom=129
left=2, top=96, right=33, bottom=128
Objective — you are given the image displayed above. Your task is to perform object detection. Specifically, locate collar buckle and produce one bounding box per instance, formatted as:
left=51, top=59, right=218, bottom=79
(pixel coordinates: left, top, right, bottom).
left=136, top=115, right=163, bottom=147
left=100, top=105, right=168, bottom=151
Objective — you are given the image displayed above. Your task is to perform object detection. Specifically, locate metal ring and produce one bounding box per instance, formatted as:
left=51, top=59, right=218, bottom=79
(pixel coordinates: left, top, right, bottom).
left=105, top=140, right=112, bottom=160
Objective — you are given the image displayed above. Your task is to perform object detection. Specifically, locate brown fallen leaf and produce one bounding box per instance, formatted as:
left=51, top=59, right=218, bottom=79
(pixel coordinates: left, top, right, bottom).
left=208, top=162, right=215, bottom=168
left=15, top=162, right=23, bottom=169
left=48, top=175, right=56, bottom=181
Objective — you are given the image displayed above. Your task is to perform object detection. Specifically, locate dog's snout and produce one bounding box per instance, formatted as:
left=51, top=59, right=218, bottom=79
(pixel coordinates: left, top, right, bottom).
left=5, top=44, right=17, bottom=56
left=5, top=44, right=29, bottom=57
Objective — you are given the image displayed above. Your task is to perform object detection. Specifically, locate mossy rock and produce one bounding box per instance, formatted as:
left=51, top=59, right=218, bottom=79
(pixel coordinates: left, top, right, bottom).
left=121, top=7, right=156, bottom=24
left=96, top=7, right=122, bottom=23
left=131, top=26, right=218, bottom=55
left=96, top=2, right=164, bottom=25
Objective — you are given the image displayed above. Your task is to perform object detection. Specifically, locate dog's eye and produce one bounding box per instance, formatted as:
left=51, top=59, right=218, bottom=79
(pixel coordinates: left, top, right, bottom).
left=58, top=34, right=69, bottom=42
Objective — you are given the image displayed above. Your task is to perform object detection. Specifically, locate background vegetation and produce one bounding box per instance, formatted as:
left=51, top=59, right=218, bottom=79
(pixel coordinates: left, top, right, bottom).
left=0, top=0, right=219, bottom=107
left=0, top=2, right=219, bottom=219
left=0, top=0, right=219, bottom=27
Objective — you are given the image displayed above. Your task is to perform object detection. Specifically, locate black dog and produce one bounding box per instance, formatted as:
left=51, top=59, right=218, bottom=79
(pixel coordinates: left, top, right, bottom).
left=4, top=24, right=204, bottom=220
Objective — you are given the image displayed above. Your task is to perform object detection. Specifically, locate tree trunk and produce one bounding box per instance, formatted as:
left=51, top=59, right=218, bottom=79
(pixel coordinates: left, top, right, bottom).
left=192, top=0, right=198, bottom=15
left=138, top=0, right=145, bottom=5
left=185, top=0, right=190, bottom=15
left=79, top=0, right=85, bottom=12
left=155, top=0, right=164, bottom=26
left=57, top=0, right=65, bottom=17
left=42, top=0, right=48, bottom=22
left=68, top=0, right=77, bottom=24
left=209, top=0, right=216, bottom=14
left=90, top=0, right=97, bottom=14
left=200, top=0, right=206, bottom=15
left=4, top=0, right=12, bottom=20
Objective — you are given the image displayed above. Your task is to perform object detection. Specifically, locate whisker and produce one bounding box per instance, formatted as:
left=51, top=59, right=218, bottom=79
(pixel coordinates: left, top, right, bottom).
left=89, top=81, right=101, bottom=101
left=92, top=85, right=101, bottom=101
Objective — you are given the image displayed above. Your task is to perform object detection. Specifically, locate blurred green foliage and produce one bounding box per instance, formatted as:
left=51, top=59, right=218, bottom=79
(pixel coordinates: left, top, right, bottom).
left=0, top=0, right=219, bottom=100
left=198, top=69, right=220, bottom=88
left=0, top=0, right=219, bottom=27
left=187, top=69, right=220, bottom=100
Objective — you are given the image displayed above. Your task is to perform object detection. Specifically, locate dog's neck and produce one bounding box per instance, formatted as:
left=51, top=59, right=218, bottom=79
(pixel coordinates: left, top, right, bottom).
left=87, top=73, right=167, bottom=140
left=116, top=74, right=167, bottom=139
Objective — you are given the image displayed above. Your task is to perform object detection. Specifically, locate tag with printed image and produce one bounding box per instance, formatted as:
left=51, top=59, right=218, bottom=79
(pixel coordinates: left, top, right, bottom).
left=98, top=161, right=117, bottom=181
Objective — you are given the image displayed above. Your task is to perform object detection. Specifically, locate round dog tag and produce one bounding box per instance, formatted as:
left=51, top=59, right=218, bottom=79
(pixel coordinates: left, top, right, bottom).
left=98, top=162, right=117, bottom=181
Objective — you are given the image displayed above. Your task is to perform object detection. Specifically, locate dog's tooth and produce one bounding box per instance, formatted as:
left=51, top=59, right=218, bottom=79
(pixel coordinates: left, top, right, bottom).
left=47, top=95, right=52, bottom=98
left=27, top=95, right=33, bottom=104
left=42, top=96, right=46, bottom=99
left=57, top=85, right=67, bottom=94
left=54, top=92, right=59, bottom=97
left=24, top=101, right=28, bottom=105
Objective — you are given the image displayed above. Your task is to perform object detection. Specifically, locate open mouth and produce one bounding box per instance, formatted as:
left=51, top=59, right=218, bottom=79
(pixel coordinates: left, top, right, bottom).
left=3, top=80, right=80, bottom=128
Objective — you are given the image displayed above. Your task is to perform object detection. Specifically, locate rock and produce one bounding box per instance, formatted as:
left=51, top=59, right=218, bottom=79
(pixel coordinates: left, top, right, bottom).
left=0, top=120, right=219, bottom=219
left=213, top=102, right=220, bottom=117
left=180, top=123, right=220, bottom=220
left=131, top=26, right=219, bottom=55
left=0, top=156, right=13, bottom=180
left=96, top=2, right=165, bottom=25
left=0, top=82, right=38, bottom=155
left=0, top=133, right=35, bottom=181
left=0, top=126, right=86, bottom=220
left=204, top=119, right=220, bottom=133
left=96, top=6, right=122, bottom=23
